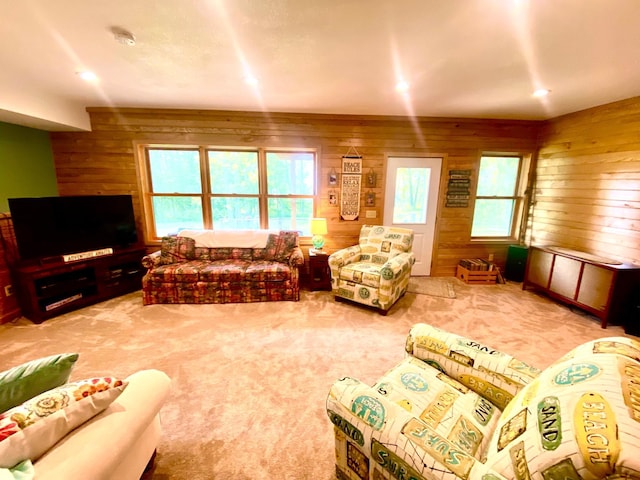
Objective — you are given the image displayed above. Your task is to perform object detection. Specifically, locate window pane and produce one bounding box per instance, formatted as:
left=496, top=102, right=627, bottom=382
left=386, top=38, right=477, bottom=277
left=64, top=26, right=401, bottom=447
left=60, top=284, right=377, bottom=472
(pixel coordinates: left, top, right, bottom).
left=268, top=198, right=313, bottom=235
left=149, top=150, right=201, bottom=194
left=267, top=152, right=315, bottom=195
left=392, top=167, right=430, bottom=224
left=208, top=151, right=259, bottom=194
left=471, top=199, right=515, bottom=236
left=211, top=197, right=260, bottom=230
left=152, top=196, right=203, bottom=236
left=476, top=156, right=519, bottom=196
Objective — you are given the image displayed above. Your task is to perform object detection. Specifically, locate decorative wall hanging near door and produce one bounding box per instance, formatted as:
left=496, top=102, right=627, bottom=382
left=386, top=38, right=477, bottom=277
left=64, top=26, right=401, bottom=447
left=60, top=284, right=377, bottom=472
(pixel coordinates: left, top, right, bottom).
left=340, top=147, right=362, bottom=221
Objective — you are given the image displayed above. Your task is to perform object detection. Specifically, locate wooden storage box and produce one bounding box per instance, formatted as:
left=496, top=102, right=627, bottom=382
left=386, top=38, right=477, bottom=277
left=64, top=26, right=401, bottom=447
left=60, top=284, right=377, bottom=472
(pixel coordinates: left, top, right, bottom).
left=456, top=265, right=497, bottom=285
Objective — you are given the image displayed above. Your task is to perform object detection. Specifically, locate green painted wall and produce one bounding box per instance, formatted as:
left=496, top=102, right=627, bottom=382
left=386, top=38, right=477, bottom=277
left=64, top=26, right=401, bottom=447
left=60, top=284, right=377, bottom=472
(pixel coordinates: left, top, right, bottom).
left=0, top=122, right=58, bottom=213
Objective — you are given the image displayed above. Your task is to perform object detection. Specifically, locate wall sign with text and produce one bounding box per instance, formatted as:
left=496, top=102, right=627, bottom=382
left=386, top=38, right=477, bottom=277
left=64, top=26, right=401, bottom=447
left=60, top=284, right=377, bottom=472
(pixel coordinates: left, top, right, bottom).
left=445, top=169, right=471, bottom=208
left=340, top=155, right=362, bottom=220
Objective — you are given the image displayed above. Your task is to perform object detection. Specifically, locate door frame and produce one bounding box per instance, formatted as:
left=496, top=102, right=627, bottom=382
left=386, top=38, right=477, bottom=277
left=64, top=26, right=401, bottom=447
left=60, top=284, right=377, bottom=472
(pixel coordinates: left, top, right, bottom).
left=383, top=153, right=446, bottom=276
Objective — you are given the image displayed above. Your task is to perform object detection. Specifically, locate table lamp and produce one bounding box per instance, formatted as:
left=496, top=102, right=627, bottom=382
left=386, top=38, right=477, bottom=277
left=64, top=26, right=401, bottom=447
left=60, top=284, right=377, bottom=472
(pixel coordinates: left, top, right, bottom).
left=310, top=217, right=328, bottom=250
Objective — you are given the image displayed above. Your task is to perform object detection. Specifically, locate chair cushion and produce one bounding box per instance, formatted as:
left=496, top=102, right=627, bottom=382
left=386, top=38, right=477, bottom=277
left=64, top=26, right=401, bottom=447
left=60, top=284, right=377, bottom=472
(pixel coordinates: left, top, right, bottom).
left=369, top=356, right=500, bottom=459
left=358, top=225, right=414, bottom=264
left=338, top=262, right=382, bottom=288
left=483, top=336, right=640, bottom=479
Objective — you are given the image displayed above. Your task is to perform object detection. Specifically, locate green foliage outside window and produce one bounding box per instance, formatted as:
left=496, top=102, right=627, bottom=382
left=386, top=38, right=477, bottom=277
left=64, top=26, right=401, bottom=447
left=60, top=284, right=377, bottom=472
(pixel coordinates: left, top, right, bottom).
left=471, top=156, right=521, bottom=238
left=146, top=147, right=316, bottom=237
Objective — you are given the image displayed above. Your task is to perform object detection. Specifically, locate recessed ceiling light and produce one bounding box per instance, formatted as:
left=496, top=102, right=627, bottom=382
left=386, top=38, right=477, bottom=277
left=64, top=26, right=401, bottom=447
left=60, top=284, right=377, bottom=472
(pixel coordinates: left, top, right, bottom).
left=77, top=71, right=98, bottom=82
left=395, top=80, right=410, bottom=93
left=533, top=88, right=550, bottom=97
left=244, top=75, right=259, bottom=87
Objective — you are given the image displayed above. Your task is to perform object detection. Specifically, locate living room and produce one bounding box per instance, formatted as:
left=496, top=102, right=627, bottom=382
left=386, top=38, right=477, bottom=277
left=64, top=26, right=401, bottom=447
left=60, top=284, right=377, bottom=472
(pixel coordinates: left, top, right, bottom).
left=1, top=1, right=640, bottom=479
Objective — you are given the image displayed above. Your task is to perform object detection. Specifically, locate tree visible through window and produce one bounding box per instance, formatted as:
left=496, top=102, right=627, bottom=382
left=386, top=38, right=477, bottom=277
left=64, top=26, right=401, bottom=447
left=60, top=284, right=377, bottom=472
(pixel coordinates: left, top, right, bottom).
left=143, top=147, right=316, bottom=239
left=471, top=155, right=522, bottom=238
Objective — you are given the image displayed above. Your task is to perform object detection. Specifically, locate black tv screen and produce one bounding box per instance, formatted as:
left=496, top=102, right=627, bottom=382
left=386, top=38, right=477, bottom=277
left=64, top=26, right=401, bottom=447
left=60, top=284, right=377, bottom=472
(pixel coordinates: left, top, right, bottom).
left=9, top=195, right=138, bottom=262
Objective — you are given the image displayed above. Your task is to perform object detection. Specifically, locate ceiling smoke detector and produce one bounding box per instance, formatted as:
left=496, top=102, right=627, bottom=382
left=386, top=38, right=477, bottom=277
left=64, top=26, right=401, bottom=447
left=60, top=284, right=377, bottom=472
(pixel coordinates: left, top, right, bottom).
left=110, top=26, right=136, bottom=46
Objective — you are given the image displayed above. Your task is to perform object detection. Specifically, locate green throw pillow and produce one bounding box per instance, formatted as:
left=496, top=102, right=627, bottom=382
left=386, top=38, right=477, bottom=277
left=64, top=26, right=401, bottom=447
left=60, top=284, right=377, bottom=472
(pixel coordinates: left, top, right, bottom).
left=0, top=353, right=79, bottom=413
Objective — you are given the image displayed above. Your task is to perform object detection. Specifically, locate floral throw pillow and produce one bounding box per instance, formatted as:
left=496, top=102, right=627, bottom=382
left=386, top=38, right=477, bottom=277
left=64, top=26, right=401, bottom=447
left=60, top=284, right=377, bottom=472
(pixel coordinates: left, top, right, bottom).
left=273, top=230, right=298, bottom=263
left=0, top=376, right=127, bottom=468
left=159, top=236, right=196, bottom=265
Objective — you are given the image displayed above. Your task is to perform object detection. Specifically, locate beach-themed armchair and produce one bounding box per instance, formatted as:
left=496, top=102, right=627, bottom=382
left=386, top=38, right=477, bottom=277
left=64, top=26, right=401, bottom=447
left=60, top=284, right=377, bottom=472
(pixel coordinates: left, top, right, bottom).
left=327, top=322, right=640, bottom=480
left=328, top=225, right=415, bottom=314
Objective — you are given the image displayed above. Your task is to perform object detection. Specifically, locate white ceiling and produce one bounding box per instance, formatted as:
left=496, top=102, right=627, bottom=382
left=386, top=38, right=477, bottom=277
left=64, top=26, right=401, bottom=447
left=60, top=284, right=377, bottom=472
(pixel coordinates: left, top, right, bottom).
left=2, top=0, right=640, bottom=131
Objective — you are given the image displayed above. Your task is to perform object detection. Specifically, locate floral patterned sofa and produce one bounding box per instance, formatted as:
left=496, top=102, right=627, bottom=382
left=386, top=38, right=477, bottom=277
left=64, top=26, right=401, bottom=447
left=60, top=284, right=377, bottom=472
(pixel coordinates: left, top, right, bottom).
left=141, top=229, right=304, bottom=305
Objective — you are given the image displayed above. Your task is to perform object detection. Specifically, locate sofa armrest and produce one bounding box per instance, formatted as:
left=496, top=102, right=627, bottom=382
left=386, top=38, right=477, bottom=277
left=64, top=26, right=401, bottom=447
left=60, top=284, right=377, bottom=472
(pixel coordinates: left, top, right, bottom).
left=141, top=250, right=162, bottom=269
left=288, top=247, right=305, bottom=267
left=405, top=323, right=541, bottom=409
left=328, top=245, right=361, bottom=270
left=328, top=245, right=362, bottom=288
left=378, top=252, right=415, bottom=286
left=33, top=369, right=171, bottom=480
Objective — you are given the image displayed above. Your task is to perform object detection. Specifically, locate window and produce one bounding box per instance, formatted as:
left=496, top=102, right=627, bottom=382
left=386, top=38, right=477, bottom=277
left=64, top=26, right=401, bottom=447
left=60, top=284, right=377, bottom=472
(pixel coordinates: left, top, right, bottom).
left=141, top=146, right=316, bottom=240
left=471, top=155, right=524, bottom=239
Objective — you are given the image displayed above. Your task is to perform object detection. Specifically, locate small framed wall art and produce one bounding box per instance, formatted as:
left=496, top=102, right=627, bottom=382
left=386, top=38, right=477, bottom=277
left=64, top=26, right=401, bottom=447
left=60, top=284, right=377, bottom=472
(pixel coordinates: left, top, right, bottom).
left=365, top=191, right=376, bottom=207
left=328, top=169, right=338, bottom=186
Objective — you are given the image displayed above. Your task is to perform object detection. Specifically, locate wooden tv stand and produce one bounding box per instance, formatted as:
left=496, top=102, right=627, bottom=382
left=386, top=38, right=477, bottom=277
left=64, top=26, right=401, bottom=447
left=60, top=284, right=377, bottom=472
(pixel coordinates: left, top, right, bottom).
left=13, top=246, right=146, bottom=323
left=523, top=245, right=640, bottom=328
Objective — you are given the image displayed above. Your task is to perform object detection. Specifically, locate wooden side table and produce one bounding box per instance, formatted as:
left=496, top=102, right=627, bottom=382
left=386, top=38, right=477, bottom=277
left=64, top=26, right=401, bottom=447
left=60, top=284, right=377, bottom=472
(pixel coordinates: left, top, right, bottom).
left=308, top=249, right=332, bottom=291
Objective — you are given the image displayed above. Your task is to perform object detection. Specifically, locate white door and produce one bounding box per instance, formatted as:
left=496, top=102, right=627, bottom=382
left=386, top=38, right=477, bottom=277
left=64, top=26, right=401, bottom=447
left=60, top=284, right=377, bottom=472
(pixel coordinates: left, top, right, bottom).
left=384, top=157, right=442, bottom=276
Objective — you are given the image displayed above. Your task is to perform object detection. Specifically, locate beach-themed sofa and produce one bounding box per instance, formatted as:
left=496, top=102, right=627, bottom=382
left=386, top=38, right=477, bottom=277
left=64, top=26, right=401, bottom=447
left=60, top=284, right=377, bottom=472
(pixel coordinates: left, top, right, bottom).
left=0, top=353, right=170, bottom=480
left=142, top=229, right=304, bottom=305
left=327, top=322, right=640, bottom=480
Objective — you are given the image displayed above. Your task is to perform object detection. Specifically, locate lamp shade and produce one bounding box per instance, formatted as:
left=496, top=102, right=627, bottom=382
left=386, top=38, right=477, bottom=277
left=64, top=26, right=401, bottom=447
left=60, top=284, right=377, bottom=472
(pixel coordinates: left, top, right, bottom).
left=310, top=218, right=328, bottom=249
left=310, top=218, right=328, bottom=235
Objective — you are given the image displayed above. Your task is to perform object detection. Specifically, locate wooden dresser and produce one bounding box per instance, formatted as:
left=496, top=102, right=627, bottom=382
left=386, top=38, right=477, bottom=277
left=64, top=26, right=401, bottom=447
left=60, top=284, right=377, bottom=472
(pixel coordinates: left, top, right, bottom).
left=523, top=245, right=640, bottom=328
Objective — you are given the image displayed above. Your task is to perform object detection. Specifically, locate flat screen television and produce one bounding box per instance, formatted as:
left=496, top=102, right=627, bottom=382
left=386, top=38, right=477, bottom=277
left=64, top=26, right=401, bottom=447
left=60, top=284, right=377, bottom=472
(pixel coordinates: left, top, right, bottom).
left=8, top=195, right=138, bottom=262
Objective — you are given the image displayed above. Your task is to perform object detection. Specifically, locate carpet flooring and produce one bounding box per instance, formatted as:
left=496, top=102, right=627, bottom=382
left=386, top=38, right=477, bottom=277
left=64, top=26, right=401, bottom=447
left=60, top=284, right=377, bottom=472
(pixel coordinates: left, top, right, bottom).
left=0, top=279, right=631, bottom=479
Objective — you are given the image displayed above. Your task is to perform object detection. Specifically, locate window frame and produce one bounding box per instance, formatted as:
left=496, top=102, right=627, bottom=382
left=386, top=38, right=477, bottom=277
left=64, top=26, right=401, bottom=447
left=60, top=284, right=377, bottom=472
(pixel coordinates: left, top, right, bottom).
left=136, top=143, right=318, bottom=243
left=470, top=153, right=529, bottom=242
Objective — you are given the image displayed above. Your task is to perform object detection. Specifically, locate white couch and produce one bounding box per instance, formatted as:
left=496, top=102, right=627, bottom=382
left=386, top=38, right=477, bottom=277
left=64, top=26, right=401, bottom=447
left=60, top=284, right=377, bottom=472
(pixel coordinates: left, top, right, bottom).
left=33, top=369, right=171, bottom=480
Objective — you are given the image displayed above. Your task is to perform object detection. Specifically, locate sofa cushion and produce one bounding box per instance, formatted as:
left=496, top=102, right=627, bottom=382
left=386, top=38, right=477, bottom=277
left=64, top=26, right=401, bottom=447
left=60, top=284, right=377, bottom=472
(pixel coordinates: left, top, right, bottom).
left=245, top=261, right=291, bottom=282
left=0, top=376, right=127, bottom=468
left=198, top=260, right=251, bottom=282
left=209, top=248, right=254, bottom=261
left=159, top=236, right=196, bottom=265
left=0, top=353, right=79, bottom=413
left=147, top=260, right=209, bottom=283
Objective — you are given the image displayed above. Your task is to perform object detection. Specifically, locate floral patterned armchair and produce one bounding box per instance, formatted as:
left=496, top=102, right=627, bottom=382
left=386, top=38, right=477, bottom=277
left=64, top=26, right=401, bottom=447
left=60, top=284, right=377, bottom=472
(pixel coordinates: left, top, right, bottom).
left=328, top=225, right=415, bottom=314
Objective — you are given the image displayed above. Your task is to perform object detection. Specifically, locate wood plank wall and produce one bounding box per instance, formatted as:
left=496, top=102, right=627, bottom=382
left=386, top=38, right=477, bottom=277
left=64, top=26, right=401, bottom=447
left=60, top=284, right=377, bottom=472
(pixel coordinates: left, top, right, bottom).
left=0, top=213, right=20, bottom=324
left=49, top=108, right=540, bottom=276
left=534, top=97, right=640, bottom=264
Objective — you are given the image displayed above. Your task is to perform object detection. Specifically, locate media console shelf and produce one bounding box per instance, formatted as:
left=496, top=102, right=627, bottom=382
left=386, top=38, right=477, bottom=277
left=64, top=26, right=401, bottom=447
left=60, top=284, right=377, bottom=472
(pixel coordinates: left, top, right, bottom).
left=523, top=245, right=640, bottom=328
left=14, top=246, right=146, bottom=323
